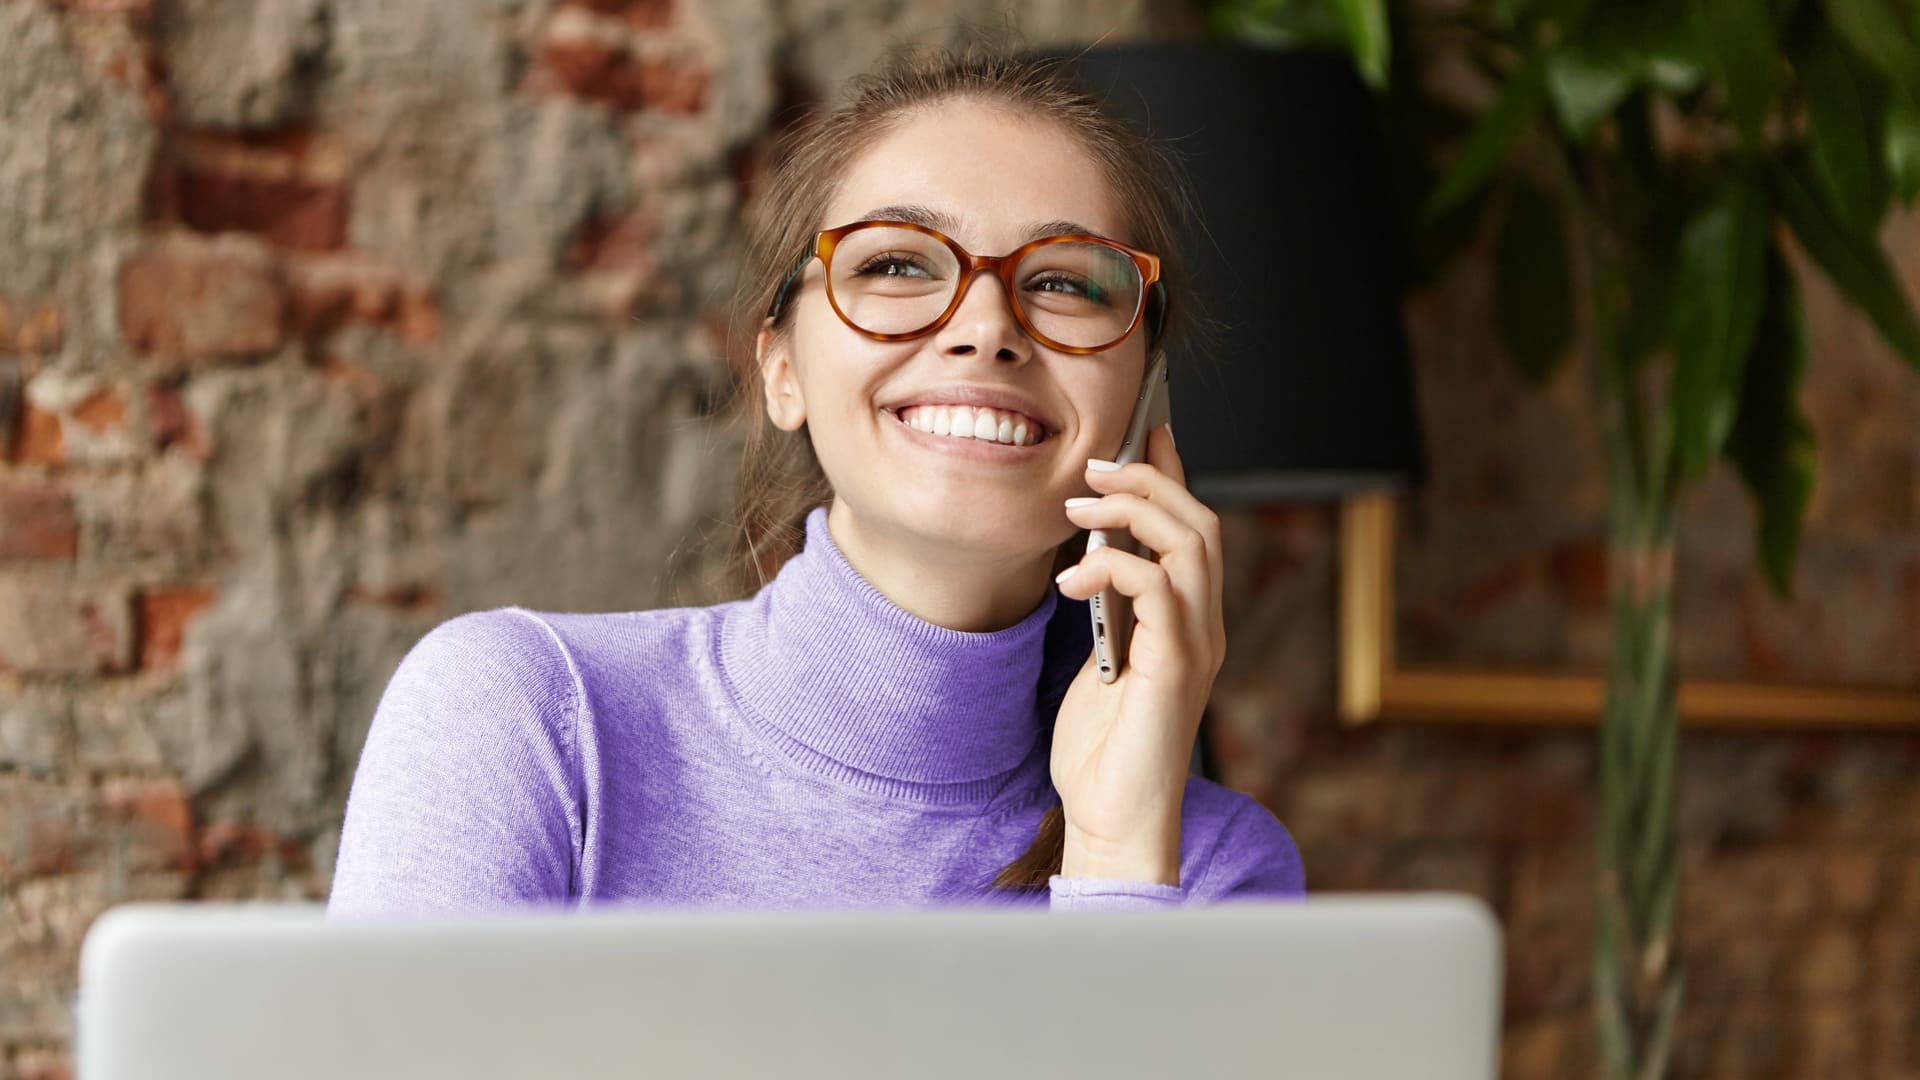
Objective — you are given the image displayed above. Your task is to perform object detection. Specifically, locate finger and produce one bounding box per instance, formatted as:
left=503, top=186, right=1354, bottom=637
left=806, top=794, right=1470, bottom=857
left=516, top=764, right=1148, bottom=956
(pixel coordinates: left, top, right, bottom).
left=1064, top=492, right=1210, bottom=618
left=1083, top=454, right=1216, bottom=569
left=1082, top=457, right=1223, bottom=634
left=1066, top=495, right=1221, bottom=670
left=1055, top=545, right=1188, bottom=650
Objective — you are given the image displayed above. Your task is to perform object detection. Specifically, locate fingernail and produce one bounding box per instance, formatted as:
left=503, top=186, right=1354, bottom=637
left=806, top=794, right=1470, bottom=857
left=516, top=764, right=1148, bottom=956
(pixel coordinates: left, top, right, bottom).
left=1087, top=458, right=1121, bottom=472
left=1055, top=565, right=1078, bottom=584
left=1064, top=497, right=1100, bottom=508
left=1165, top=423, right=1176, bottom=449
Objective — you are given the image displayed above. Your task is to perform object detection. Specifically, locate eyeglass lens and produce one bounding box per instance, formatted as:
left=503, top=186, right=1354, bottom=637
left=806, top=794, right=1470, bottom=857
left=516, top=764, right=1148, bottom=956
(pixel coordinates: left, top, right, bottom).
left=827, top=226, right=1144, bottom=349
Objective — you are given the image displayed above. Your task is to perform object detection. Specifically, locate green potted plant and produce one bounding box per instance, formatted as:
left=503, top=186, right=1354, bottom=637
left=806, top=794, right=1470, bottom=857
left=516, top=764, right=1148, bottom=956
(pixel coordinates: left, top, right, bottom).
left=1216, top=0, right=1920, bottom=1076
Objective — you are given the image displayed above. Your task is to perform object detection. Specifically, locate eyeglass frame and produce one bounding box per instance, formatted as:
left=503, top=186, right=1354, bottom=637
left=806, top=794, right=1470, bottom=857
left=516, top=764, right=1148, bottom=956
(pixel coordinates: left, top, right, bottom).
left=764, top=219, right=1168, bottom=355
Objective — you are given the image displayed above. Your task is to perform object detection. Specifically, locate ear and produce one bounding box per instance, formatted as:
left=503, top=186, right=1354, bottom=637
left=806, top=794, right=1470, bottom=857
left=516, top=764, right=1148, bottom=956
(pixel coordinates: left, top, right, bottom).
left=757, top=317, right=806, bottom=432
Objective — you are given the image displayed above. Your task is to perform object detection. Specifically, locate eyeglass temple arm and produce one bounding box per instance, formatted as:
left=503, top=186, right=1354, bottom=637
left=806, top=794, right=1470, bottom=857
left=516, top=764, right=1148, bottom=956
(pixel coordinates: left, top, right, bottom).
left=766, top=243, right=818, bottom=319
left=1146, top=281, right=1168, bottom=341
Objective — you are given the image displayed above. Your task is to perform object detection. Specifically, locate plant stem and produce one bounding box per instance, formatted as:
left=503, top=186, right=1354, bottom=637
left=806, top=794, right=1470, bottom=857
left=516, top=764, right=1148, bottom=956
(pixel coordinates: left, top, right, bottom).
left=1558, top=142, right=1686, bottom=1080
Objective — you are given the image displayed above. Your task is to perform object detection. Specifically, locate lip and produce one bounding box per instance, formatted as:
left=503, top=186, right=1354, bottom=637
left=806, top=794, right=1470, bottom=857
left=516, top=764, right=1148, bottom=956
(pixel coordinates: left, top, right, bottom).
left=882, top=406, right=1049, bottom=462
left=881, top=385, right=1058, bottom=438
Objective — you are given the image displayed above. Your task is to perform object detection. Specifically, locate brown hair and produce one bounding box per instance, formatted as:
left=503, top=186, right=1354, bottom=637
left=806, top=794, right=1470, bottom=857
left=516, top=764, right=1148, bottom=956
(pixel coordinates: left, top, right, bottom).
left=678, top=33, right=1201, bottom=893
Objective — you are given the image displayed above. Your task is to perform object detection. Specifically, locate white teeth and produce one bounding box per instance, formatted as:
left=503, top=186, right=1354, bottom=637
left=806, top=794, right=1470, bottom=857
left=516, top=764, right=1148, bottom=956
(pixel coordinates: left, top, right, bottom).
left=897, top=405, right=1043, bottom=447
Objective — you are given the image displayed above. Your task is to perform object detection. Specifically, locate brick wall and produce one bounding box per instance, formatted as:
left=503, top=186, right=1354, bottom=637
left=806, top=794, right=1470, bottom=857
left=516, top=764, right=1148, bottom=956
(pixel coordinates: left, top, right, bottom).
left=1, top=1, right=1915, bottom=1078
left=0, top=1, right=1184, bottom=1074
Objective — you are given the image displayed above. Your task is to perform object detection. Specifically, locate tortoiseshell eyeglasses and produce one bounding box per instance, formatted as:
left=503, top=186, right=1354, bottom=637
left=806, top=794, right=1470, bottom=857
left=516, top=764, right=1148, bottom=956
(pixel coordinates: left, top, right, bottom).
left=766, top=220, right=1166, bottom=355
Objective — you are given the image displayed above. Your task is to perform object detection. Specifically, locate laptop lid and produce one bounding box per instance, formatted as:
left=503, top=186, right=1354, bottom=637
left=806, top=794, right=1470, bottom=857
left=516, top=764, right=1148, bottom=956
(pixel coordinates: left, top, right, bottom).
left=76, top=893, right=1502, bottom=1080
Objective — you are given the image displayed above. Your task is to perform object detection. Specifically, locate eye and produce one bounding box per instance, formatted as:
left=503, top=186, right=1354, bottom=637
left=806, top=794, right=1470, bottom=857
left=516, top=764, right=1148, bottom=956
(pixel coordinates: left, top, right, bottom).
left=853, top=252, right=937, bottom=278
left=1026, top=273, right=1109, bottom=303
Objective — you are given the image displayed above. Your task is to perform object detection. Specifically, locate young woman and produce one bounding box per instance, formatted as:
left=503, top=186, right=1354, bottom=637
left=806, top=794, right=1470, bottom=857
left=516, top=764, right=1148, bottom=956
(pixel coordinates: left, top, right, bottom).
left=327, top=42, right=1305, bottom=918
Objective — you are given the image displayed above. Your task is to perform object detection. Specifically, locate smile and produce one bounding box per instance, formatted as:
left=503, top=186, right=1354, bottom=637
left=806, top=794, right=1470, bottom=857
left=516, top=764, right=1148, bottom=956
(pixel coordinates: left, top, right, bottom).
left=882, top=407, right=1051, bottom=461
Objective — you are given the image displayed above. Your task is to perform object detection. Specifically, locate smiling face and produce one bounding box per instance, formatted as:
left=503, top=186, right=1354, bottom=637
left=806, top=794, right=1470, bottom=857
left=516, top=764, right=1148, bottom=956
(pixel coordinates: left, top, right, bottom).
left=757, top=96, right=1151, bottom=568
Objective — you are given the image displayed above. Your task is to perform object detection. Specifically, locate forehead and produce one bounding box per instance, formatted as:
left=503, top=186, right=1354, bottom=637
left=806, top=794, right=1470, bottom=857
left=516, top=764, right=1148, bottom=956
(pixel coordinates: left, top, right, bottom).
left=821, top=97, right=1131, bottom=251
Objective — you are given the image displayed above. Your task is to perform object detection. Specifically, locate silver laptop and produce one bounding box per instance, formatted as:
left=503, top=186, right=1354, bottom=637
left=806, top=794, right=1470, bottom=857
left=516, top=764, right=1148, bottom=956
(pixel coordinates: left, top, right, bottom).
left=76, top=893, right=1502, bottom=1079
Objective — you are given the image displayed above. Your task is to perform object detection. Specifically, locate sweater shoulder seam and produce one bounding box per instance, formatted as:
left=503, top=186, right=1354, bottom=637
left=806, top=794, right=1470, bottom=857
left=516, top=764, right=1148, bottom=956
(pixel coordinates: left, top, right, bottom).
left=502, top=607, right=590, bottom=892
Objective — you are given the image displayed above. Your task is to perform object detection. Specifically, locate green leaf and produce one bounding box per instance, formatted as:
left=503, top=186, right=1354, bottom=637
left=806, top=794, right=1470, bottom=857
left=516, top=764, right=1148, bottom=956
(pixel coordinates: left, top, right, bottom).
left=1725, top=247, right=1818, bottom=599
left=1770, top=155, right=1920, bottom=368
left=1617, top=235, right=1678, bottom=375
left=1687, top=0, right=1780, bottom=147
left=1666, top=172, right=1770, bottom=483
left=1797, top=23, right=1886, bottom=232
left=1493, top=178, right=1575, bottom=382
left=1210, top=0, right=1345, bottom=49
left=1825, top=0, right=1920, bottom=103
left=1330, top=0, right=1390, bottom=90
left=1422, top=54, right=1550, bottom=222
left=1888, top=98, right=1920, bottom=204
left=1545, top=46, right=1639, bottom=139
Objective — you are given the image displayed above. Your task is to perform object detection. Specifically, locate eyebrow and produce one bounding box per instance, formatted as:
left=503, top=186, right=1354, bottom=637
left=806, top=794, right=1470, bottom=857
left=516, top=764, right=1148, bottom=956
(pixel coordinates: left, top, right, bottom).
left=854, top=204, right=1103, bottom=246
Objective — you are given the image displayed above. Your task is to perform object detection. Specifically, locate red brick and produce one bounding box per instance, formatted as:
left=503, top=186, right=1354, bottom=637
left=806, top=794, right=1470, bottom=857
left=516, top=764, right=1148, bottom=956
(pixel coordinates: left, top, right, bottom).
left=15, top=401, right=64, bottom=465
left=1281, top=762, right=1389, bottom=838
left=71, top=386, right=127, bottom=434
left=57, top=6, right=167, bottom=121
left=136, top=584, right=215, bottom=670
left=101, top=775, right=196, bottom=873
left=0, top=360, right=18, bottom=453
left=145, top=382, right=210, bottom=460
left=170, top=167, right=348, bottom=252
left=1501, top=1019, right=1571, bottom=1078
left=0, top=582, right=133, bottom=674
left=1793, top=926, right=1866, bottom=996
left=0, top=295, right=66, bottom=354
left=1690, top=931, right=1788, bottom=998
left=1684, top=849, right=1822, bottom=928
left=1871, top=921, right=1920, bottom=995
left=283, top=252, right=442, bottom=347
left=561, top=0, right=673, bottom=27
left=0, top=482, right=80, bottom=560
left=1795, top=1004, right=1868, bottom=1076
left=530, top=40, right=708, bottom=114
left=345, top=583, right=440, bottom=616
left=1906, top=558, right=1920, bottom=665
left=1547, top=539, right=1608, bottom=613
left=1893, top=853, right=1920, bottom=916
left=1868, top=998, right=1920, bottom=1076
left=1504, top=920, right=1587, bottom=1016
left=1, top=816, right=78, bottom=880
left=197, top=819, right=310, bottom=871
left=564, top=212, right=654, bottom=274
left=119, top=234, right=286, bottom=358
left=1459, top=557, right=1536, bottom=616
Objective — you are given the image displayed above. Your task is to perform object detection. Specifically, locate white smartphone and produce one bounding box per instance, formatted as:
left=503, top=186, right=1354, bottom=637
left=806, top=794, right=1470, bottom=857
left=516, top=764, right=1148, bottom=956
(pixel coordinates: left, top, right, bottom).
left=1086, top=351, right=1171, bottom=684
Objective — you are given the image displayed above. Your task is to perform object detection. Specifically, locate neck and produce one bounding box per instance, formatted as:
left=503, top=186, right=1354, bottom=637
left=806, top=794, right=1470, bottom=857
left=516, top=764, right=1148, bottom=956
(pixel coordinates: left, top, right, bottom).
left=716, top=502, right=1070, bottom=804
left=825, top=498, right=1061, bottom=633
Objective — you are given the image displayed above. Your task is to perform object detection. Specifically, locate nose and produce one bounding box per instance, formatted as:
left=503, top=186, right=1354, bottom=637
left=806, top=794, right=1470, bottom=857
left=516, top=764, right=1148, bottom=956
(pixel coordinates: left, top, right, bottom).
left=930, top=266, right=1031, bottom=361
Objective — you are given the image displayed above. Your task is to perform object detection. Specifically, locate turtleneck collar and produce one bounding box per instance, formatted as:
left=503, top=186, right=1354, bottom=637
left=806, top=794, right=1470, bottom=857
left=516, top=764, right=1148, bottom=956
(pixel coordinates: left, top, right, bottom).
left=717, top=504, right=1066, bottom=806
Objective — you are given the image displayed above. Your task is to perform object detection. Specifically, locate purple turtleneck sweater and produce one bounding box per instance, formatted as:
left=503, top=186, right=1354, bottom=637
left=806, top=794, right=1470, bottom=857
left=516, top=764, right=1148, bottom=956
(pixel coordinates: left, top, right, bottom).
left=327, top=504, right=1305, bottom=919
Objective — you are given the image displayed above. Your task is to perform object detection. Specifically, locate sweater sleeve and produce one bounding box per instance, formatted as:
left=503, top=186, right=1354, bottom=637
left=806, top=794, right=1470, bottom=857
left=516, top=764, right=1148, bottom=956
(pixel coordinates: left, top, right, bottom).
left=1192, top=795, right=1307, bottom=903
left=1047, top=874, right=1188, bottom=911
left=326, top=608, right=584, bottom=921
left=1046, top=794, right=1306, bottom=912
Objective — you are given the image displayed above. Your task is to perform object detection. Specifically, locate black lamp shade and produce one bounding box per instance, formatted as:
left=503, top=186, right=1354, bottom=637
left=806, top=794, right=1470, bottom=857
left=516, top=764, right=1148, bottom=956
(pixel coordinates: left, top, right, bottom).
left=1042, top=42, right=1427, bottom=503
